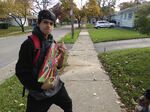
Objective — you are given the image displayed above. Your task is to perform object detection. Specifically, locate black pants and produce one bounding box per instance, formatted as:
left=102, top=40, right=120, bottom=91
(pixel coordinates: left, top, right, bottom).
left=26, top=85, right=72, bottom=112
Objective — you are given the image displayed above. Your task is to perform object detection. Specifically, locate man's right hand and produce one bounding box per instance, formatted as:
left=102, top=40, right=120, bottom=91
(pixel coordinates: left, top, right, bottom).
left=138, top=96, right=150, bottom=107
left=41, top=78, right=54, bottom=90
left=134, top=96, right=150, bottom=112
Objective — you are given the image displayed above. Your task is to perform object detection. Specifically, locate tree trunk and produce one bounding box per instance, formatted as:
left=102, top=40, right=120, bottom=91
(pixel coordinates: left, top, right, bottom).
left=88, top=17, right=90, bottom=23
left=60, top=22, right=62, bottom=26
left=78, top=20, right=81, bottom=28
left=21, top=25, right=25, bottom=32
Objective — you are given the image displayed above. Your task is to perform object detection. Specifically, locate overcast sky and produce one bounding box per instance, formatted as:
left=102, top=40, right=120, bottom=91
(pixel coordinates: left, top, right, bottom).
left=74, top=0, right=150, bottom=11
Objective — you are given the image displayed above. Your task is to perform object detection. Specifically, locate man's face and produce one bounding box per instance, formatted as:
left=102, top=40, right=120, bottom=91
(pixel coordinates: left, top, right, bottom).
left=38, top=19, right=54, bottom=35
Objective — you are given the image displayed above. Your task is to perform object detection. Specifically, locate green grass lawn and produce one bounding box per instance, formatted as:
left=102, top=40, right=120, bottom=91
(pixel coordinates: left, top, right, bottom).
left=0, top=76, right=27, bottom=112
left=59, top=29, right=81, bottom=44
left=98, top=47, right=150, bottom=112
left=88, top=28, right=150, bottom=43
left=0, top=26, right=32, bottom=38
left=86, top=23, right=94, bottom=29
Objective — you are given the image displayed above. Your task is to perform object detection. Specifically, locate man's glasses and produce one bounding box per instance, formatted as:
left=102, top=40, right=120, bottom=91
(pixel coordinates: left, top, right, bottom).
left=43, top=20, right=54, bottom=26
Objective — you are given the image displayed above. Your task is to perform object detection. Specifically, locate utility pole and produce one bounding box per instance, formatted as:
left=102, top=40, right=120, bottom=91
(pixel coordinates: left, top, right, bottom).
left=43, top=0, right=46, bottom=10
left=81, top=0, right=82, bottom=8
left=43, top=0, right=49, bottom=10
left=70, top=0, right=74, bottom=39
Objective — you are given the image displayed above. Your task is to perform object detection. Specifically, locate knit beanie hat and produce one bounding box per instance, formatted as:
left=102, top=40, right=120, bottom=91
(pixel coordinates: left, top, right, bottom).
left=38, top=10, right=56, bottom=23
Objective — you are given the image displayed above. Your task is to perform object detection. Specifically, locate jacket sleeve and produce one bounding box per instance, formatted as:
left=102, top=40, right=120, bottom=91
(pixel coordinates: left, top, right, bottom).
left=15, top=39, right=43, bottom=92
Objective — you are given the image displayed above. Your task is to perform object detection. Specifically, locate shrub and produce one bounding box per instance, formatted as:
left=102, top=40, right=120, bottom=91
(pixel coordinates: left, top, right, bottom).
left=135, top=3, right=150, bottom=35
left=0, top=23, right=9, bottom=29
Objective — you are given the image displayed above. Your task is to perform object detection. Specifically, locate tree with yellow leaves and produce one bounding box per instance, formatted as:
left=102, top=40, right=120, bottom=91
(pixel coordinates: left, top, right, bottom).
left=8, top=0, right=31, bottom=32
left=0, top=0, right=31, bottom=32
left=85, top=0, right=100, bottom=22
left=0, top=1, right=7, bottom=18
left=74, top=6, right=86, bottom=28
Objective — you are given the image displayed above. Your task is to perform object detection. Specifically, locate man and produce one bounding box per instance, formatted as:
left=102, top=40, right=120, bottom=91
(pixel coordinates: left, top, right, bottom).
left=15, top=10, right=72, bottom=112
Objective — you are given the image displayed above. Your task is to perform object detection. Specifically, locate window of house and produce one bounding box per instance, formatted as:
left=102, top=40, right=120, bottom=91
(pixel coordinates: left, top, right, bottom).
left=124, top=13, right=127, bottom=19
left=128, top=12, right=133, bottom=19
left=120, top=14, right=123, bottom=19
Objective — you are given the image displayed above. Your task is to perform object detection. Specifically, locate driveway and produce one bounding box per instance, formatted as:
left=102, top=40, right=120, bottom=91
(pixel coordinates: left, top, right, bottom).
left=94, top=38, right=150, bottom=53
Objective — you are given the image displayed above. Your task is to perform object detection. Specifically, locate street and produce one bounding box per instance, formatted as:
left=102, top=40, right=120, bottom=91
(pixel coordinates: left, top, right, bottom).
left=1, top=27, right=150, bottom=69
left=0, top=25, right=74, bottom=69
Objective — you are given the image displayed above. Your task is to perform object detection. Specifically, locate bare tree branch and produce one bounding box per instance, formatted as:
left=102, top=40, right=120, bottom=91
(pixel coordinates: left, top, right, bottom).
left=10, top=14, right=21, bottom=26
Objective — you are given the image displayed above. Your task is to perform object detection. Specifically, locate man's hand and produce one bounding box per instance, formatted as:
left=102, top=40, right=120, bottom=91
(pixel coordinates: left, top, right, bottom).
left=138, top=96, right=150, bottom=107
left=41, top=78, right=54, bottom=90
left=57, top=41, right=66, bottom=55
left=135, top=96, right=150, bottom=112
left=56, top=41, right=67, bottom=69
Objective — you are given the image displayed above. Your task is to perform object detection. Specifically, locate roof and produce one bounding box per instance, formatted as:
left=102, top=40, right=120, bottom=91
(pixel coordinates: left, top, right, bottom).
left=27, top=15, right=37, bottom=19
left=115, top=2, right=149, bottom=15
left=117, top=5, right=139, bottom=14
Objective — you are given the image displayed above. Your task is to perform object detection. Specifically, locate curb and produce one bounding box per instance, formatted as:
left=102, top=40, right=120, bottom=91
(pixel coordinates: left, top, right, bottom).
left=0, top=60, right=16, bottom=84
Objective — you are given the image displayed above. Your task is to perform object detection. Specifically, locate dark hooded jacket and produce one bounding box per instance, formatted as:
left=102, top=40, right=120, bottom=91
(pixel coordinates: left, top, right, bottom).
left=15, top=26, right=63, bottom=100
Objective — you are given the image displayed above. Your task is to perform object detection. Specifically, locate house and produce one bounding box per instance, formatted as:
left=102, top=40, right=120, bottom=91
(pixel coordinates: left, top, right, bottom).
left=111, top=6, right=138, bottom=28
left=9, top=15, right=37, bottom=26
left=27, top=15, right=37, bottom=26
left=10, top=17, right=29, bottom=26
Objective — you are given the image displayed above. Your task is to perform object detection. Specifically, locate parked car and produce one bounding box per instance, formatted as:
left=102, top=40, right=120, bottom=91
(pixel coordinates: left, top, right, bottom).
left=94, top=20, right=115, bottom=29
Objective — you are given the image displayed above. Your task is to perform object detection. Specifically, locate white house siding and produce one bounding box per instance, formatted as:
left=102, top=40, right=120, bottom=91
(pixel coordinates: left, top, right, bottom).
left=111, top=6, right=138, bottom=28
left=111, top=14, right=122, bottom=26
left=119, top=11, right=135, bottom=28
left=10, top=18, right=29, bottom=26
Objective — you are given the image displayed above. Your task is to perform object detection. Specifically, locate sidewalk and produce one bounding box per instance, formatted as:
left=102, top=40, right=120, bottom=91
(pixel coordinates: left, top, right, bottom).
left=49, top=29, right=122, bottom=112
